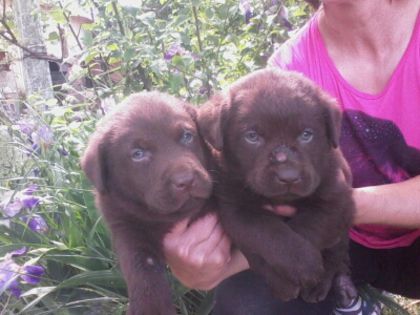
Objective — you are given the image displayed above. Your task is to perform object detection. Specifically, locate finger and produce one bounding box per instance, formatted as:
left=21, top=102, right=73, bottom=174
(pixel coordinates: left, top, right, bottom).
left=178, top=213, right=219, bottom=247
left=163, top=214, right=220, bottom=262
left=166, top=218, right=190, bottom=235
left=184, top=219, right=227, bottom=266
left=163, top=219, right=189, bottom=251
left=187, top=212, right=219, bottom=235
left=202, top=228, right=232, bottom=265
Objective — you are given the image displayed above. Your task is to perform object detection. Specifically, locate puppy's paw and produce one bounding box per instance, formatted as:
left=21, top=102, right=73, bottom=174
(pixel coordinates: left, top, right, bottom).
left=333, top=273, right=358, bottom=308
left=300, top=276, right=333, bottom=303
left=128, top=299, right=176, bottom=315
left=265, top=270, right=301, bottom=302
left=246, top=253, right=300, bottom=302
left=271, top=282, right=300, bottom=302
left=291, top=244, right=325, bottom=289
left=129, top=307, right=176, bottom=315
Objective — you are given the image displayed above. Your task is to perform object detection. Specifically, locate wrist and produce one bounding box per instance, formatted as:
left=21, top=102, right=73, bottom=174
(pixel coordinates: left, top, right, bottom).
left=352, top=187, right=373, bottom=225
left=197, top=250, right=249, bottom=290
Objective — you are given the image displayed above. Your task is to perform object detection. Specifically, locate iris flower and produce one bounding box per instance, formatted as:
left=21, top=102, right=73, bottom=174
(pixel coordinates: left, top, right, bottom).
left=0, top=248, right=45, bottom=298
left=0, top=185, right=41, bottom=217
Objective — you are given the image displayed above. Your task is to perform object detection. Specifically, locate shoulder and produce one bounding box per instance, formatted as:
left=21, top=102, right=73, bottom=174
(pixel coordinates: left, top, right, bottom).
left=267, top=15, right=318, bottom=72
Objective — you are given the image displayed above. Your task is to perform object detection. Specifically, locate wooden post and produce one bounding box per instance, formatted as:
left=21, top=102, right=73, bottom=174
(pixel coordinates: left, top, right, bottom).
left=12, top=0, right=54, bottom=100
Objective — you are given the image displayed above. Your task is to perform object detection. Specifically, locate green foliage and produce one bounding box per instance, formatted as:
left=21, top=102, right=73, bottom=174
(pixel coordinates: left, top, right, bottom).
left=54, top=0, right=313, bottom=104
left=0, top=99, right=125, bottom=313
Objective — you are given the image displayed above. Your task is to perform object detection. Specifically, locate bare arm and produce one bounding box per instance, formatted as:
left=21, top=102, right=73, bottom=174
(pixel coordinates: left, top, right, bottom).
left=271, top=176, right=420, bottom=228
left=353, top=175, right=420, bottom=228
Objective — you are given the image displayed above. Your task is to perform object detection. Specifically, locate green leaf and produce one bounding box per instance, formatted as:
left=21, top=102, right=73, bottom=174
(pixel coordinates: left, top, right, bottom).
left=123, top=47, right=136, bottom=61
left=57, top=270, right=126, bottom=290
left=49, top=8, right=66, bottom=24
left=139, top=12, right=157, bottom=28
left=47, top=31, right=60, bottom=41
left=190, top=0, right=201, bottom=7
left=107, top=43, right=120, bottom=52
left=82, top=30, right=94, bottom=47
left=19, top=286, right=56, bottom=314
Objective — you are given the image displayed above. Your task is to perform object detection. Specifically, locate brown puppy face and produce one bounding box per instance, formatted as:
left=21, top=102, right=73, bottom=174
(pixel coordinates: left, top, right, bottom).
left=81, top=92, right=212, bottom=218
left=199, top=69, right=341, bottom=202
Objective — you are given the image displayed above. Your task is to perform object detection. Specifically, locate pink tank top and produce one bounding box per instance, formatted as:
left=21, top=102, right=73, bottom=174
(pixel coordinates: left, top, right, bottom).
left=268, top=11, right=420, bottom=249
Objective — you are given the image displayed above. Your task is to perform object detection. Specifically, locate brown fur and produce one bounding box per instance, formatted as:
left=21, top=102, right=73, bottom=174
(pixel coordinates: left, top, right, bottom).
left=198, top=69, right=357, bottom=306
left=81, top=92, right=213, bottom=315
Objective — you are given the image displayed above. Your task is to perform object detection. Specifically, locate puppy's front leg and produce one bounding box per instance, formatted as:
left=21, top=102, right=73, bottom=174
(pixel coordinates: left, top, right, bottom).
left=112, top=227, right=176, bottom=315
left=300, top=240, right=354, bottom=304
left=288, top=193, right=354, bottom=250
left=219, top=206, right=325, bottom=299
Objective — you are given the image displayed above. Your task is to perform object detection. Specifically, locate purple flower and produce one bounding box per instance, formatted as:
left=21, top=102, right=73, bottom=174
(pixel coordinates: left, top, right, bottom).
left=0, top=185, right=41, bottom=217
left=10, top=247, right=27, bottom=257
left=57, top=147, right=69, bottom=156
left=17, top=121, right=35, bottom=136
left=239, top=0, right=253, bottom=23
left=30, top=143, right=40, bottom=155
left=17, top=122, right=54, bottom=154
left=21, top=265, right=44, bottom=284
left=22, top=184, right=38, bottom=195
left=23, top=215, right=48, bottom=233
left=0, top=258, right=21, bottom=297
left=31, top=125, right=54, bottom=150
left=164, top=43, right=183, bottom=60
left=199, top=85, right=209, bottom=95
left=164, top=43, right=198, bottom=61
left=38, top=126, right=54, bottom=144
left=8, top=278, right=22, bottom=297
left=277, top=4, right=292, bottom=30
left=31, top=168, right=41, bottom=177
left=0, top=248, right=45, bottom=298
left=2, top=199, right=23, bottom=217
left=20, top=195, right=40, bottom=209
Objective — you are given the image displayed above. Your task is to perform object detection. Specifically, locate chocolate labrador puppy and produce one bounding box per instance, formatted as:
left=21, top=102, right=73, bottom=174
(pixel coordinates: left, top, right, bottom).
left=198, top=69, right=357, bottom=306
left=81, top=92, right=213, bottom=315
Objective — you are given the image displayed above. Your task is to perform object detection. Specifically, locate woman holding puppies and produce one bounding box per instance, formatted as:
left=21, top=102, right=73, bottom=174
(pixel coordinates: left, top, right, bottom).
left=164, top=0, right=420, bottom=314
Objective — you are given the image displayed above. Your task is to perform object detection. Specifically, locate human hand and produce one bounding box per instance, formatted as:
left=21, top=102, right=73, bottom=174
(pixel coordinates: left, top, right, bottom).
left=163, top=213, right=248, bottom=290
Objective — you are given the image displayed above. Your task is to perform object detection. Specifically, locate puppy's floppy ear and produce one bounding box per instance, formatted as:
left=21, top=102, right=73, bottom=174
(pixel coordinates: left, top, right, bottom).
left=321, top=96, right=342, bottom=149
left=80, top=134, right=109, bottom=194
left=197, top=94, right=228, bottom=151
left=183, top=104, right=198, bottom=122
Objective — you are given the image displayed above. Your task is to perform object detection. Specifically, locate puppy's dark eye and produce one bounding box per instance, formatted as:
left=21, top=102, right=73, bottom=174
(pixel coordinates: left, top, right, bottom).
left=244, top=130, right=260, bottom=144
left=180, top=130, right=194, bottom=145
left=131, top=148, right=146, bottom=161
left=298, top=128, right=314, bottom=143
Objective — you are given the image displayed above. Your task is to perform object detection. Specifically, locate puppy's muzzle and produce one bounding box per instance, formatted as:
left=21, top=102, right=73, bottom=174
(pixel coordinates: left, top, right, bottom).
left=170, top=170, right=195, bottom=192
left=270, top=146, right=302, bottom=184
left=275, top=168, right=302, bottom=185
left=167, top=166, right=212, bottom=199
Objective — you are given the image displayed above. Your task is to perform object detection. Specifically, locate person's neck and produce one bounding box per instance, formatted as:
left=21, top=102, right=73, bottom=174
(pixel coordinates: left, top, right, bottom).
left=317, top=0, right=419, bottom=94
left=319, top=0, right=418, bottom=57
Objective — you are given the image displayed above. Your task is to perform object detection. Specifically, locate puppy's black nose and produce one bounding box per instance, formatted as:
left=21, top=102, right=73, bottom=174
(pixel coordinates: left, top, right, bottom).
left=171, top=171, right=195, bottom=191
left=275, top=169, right=301, bottom=184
